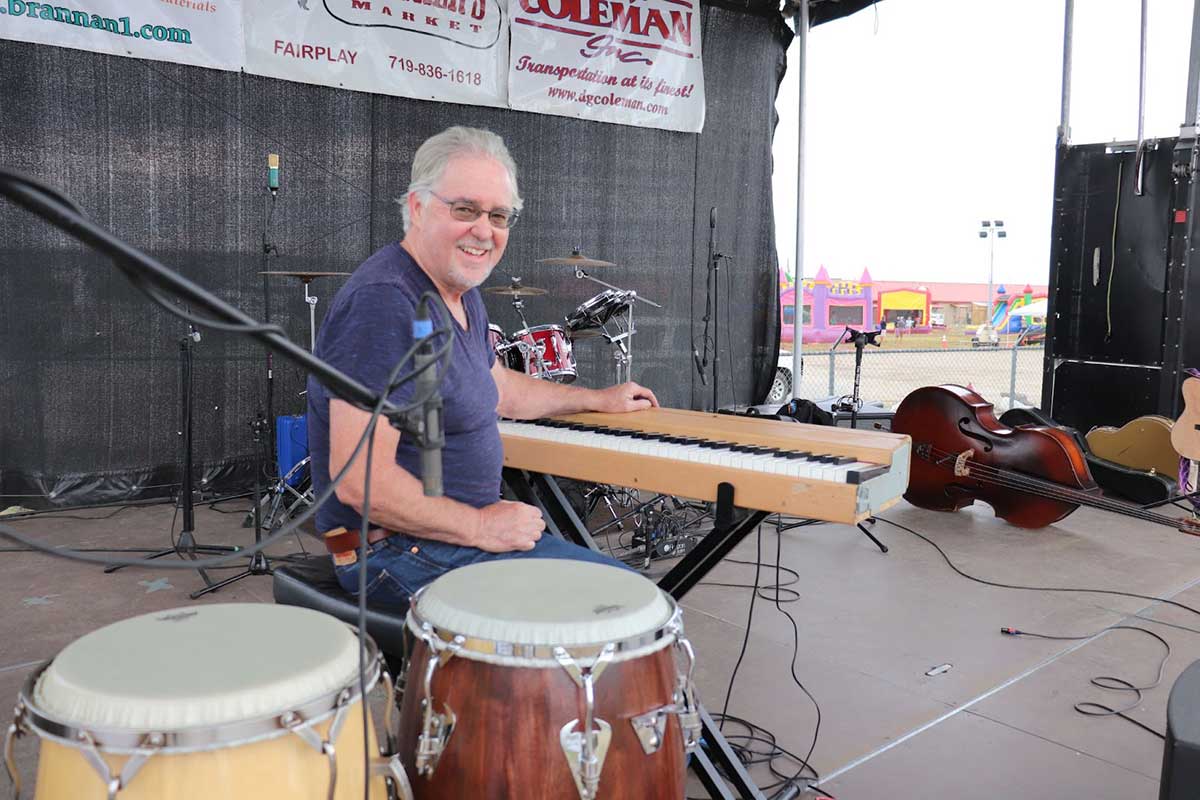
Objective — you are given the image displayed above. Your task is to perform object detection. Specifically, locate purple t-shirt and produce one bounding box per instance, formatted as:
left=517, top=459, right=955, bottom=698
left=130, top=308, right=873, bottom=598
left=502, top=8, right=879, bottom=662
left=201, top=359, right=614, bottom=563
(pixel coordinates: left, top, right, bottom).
left=307, top=242, right=502, bottom=534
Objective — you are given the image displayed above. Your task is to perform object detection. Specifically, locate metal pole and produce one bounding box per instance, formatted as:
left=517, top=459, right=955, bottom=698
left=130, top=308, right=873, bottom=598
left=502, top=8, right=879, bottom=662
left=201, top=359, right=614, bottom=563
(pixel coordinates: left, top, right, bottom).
left=1183, top=0, right=1200, bottom=132
left=986, top=232, right=994, bottom=333
left=790, top=0, right=810, bottom=399
left=1010, top=330, right=1020, bottom=408
left=1137, top=0, right=1148, bottom=146
left=1059, top=0, right=1074, bottom=142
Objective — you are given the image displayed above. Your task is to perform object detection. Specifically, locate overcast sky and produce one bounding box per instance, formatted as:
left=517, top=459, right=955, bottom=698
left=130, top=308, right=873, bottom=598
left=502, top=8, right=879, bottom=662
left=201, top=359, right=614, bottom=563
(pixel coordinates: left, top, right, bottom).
left=772, top=0, right=1196, bottom=287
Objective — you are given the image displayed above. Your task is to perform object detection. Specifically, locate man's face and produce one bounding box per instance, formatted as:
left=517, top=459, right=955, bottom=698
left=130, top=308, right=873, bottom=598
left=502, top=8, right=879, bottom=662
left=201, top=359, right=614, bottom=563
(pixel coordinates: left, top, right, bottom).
left=407, top=154, right=514, bottom=295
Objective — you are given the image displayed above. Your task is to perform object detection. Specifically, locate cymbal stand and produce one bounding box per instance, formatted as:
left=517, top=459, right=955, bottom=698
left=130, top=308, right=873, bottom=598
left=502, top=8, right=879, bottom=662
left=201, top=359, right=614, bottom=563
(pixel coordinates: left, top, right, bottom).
left=508, top=278, right=548, bottom=379
left=192, top=412, right=274, bottom=598
left=301, top=276, right=320, bottom=351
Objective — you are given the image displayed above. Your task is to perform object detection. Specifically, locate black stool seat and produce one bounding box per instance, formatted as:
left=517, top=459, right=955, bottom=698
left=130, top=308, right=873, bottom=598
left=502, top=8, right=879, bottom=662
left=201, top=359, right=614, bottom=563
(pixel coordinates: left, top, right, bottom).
left=272, top=556, right=410, bottom=671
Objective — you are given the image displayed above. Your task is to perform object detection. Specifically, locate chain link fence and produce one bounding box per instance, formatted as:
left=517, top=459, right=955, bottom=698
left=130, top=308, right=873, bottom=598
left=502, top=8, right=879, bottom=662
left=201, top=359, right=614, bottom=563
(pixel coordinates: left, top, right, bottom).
left=771, top=345, right=1045, bottom=412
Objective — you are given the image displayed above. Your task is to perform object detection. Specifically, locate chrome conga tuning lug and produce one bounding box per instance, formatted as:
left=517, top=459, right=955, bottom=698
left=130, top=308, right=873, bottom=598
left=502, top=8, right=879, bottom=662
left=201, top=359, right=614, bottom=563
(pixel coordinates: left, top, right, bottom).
left=414, top=700, right=455, bottom=776
left=630, top=709, right=669, bottom=754
left=414, top=651, right=456, bottom=776
left=5, top=705, right=24, bottom=798
left=678, top=709, right=702, bottom=752
left=560, top=718, right=612, bottom=800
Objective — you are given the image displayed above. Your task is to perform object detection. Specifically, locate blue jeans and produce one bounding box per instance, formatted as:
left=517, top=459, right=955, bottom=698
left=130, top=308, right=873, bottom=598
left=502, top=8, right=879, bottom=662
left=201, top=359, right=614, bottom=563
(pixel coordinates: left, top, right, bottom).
left=333, top=532, right=631, bottom=610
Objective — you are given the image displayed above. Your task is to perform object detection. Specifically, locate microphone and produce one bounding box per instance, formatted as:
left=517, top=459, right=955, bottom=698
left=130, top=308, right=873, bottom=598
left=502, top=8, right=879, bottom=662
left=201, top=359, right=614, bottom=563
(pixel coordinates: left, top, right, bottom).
left=267, top=154, right=280, bottom=194
left=413, top=298, right=444, bottom=497
left=693, top=349, right=708, bottom=385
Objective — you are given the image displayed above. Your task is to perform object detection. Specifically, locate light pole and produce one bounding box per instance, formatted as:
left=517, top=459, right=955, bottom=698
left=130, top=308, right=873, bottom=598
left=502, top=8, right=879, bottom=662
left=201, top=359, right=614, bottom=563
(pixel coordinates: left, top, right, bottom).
left=978, top=220, right=1006, bottom=339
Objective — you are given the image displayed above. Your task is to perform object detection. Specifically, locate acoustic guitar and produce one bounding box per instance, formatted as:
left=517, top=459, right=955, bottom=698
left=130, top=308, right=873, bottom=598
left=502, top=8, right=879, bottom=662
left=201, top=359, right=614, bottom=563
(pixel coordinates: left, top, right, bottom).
left=1172, top=377, right=1200, bottom=462
left=1086, top=415, right=1179, bottom=477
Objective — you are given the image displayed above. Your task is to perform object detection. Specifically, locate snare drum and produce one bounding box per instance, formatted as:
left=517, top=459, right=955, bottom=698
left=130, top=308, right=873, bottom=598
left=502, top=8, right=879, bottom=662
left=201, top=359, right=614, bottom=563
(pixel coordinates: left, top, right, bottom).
left=397, top=560, right=698, bottom=799
left=5, top=604, right=409, bottom=799
left=565, top=289, right=631, bottom=332
left=512, top=324, right=577, bottom=383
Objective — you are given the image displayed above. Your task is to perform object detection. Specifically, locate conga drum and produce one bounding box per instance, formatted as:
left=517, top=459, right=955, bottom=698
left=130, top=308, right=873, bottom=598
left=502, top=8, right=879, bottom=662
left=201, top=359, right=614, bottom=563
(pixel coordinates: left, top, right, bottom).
left=5, top=604, right=410, bottom=799
left=397, top=560, right=700, bottom=799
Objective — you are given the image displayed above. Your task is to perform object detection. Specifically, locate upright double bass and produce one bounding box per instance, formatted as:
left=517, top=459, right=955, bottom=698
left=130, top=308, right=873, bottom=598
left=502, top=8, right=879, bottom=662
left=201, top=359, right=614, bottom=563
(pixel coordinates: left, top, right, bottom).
left=892, top=385, right=1200, bottom=534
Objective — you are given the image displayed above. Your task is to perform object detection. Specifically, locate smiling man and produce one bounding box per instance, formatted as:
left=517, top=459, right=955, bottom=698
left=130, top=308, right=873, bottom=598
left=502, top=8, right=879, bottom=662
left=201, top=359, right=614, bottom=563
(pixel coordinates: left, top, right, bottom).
left=306, top=126, right=657, bottom=607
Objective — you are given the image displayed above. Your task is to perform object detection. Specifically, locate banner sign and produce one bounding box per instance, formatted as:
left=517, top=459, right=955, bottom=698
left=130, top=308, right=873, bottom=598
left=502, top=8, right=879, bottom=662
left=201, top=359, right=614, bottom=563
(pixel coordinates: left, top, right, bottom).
left=243, top=0, right=508, bottom=108
left=0, top=0, right=244, bottom=71
left=0, top=0, right=706, bottom=131
left=506, top=0, right=705, bottom=132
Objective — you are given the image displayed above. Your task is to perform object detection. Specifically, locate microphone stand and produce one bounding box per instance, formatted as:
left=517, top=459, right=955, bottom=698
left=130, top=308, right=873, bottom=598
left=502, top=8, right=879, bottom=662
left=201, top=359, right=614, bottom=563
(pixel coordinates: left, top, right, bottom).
left=709, top=208, right=720, bottom=412
left=0, top=170, right=445, bottom=586
left=837, top=326, right=888, bottom=553
left=105, top=321, right=240, bottom=580
left=836, top=325, right=882, bottom=430
left=190, top=411, right=274, bottom=597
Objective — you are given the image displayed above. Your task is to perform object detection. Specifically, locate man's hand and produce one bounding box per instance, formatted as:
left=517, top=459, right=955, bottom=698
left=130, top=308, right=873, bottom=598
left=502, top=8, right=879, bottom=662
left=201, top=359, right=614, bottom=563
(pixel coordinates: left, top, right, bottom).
left=593, top=381, right=659, bottom=413
left=474, top=499, right=546, bottom=552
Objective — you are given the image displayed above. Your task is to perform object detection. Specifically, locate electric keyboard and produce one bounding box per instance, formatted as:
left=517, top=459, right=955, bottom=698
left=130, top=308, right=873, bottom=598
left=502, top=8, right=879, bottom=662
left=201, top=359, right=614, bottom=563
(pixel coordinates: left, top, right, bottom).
left=500, top=407, right=911, bottom=524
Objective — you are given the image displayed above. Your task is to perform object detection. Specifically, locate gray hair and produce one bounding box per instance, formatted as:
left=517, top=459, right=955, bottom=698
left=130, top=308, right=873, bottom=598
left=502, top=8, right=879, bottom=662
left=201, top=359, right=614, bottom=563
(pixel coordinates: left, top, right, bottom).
left=401, top=126, right=523, bottom=232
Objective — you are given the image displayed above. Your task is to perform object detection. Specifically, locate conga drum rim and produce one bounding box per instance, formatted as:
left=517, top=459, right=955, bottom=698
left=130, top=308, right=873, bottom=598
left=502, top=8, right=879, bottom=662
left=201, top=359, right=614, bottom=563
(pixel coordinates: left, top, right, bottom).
left=406, top=559, right=679, bottom=667
left=16, top=604, right=382, bottom=754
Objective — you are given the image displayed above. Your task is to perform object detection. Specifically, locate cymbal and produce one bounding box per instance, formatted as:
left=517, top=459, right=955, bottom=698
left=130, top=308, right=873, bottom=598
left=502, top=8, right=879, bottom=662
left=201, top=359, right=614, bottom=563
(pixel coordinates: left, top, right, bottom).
left=260, top=271, right=351, bottom=282
left=483, top=284, right=549, bottom=297
left=536, top=250, right=615, bottom=268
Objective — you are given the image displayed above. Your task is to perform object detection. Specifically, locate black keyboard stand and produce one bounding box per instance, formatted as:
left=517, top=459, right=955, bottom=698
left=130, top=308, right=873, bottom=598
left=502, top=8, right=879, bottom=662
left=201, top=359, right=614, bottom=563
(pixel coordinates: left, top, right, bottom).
left=502, top=469, right=770, bottom=799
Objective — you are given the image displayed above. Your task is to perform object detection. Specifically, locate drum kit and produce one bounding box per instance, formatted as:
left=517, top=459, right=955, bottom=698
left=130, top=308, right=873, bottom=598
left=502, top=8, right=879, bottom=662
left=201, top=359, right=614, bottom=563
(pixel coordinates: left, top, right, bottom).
left=5, top=561, right=700, bottom=799
left=484, top=249, right=661, bottom=386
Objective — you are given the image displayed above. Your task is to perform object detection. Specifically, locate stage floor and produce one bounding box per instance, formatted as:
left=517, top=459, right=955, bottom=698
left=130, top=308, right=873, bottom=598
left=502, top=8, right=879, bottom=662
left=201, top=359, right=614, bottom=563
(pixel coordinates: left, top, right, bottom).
left=1, top=496, right=1197, bottom=798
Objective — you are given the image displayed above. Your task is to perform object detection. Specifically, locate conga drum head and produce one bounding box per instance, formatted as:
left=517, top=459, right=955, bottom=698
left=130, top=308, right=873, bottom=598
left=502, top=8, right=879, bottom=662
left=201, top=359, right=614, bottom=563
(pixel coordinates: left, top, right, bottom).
left=34, top=604, right=361, bottom=731
left=412, top=559, right=673, bottom=653
left=399, top=560, right=694, bottom=799
left=16, top=604, right=394, bottom=799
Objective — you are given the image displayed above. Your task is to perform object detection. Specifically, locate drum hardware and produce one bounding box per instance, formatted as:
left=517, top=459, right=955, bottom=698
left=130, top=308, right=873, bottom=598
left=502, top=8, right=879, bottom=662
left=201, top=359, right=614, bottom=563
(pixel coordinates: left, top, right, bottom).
left=566, top=265, right=660, bottom=386
left=193, top=411, right=275, bottom=598
left=260, top=271, right=352, bottom=352
left=554, top=644, right=615, bottom=800
left=279, top=688, right=352, bottom=800
left=629, top=628, right=701, bottom=757
left=247, top=271, right=346, bottom=534
left=413, top=627, right=463, bottom=776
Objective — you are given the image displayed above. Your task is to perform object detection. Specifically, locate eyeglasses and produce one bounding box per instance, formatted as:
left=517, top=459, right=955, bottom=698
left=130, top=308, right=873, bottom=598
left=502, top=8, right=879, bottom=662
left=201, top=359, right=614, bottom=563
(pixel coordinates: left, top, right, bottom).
left=430, top=192, right=520, bottom=230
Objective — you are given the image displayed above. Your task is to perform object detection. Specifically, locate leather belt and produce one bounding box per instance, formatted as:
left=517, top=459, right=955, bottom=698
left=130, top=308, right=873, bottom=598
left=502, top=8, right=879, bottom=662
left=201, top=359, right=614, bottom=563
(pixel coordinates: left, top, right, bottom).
left=323, top=526, right=394, bottom=559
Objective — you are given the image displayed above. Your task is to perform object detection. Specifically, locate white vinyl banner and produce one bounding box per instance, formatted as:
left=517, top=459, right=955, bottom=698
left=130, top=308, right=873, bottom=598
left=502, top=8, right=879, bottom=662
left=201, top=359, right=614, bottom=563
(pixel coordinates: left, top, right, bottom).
left=507, top=0, right=704, bottom=132
left=0, top=0, right=243, bottom=71
left=244, top=0, right=507, bottom=108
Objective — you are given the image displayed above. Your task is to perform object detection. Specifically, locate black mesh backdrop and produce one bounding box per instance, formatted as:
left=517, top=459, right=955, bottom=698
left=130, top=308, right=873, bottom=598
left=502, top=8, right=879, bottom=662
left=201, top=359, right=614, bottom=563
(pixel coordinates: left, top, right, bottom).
left=0, top=5, right=790, bottom=508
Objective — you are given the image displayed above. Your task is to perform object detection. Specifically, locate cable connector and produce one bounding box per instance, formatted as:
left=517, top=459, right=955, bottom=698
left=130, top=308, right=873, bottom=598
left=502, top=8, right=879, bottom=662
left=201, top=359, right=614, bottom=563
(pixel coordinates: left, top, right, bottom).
left=1001, top=627, right=1021, bottom=636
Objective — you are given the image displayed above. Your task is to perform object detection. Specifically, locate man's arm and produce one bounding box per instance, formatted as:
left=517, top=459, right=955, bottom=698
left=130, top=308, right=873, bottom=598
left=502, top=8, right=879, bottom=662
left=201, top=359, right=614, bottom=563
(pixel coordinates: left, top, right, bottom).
left=492, top=360, right=659, bottom=420
left=328, top=399, right=544, bottom=551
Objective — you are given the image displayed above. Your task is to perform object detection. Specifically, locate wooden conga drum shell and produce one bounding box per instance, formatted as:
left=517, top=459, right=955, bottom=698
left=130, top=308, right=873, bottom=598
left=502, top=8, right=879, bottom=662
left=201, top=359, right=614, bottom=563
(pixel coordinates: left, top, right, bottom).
left=398, top=640, right=685, bottom=799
